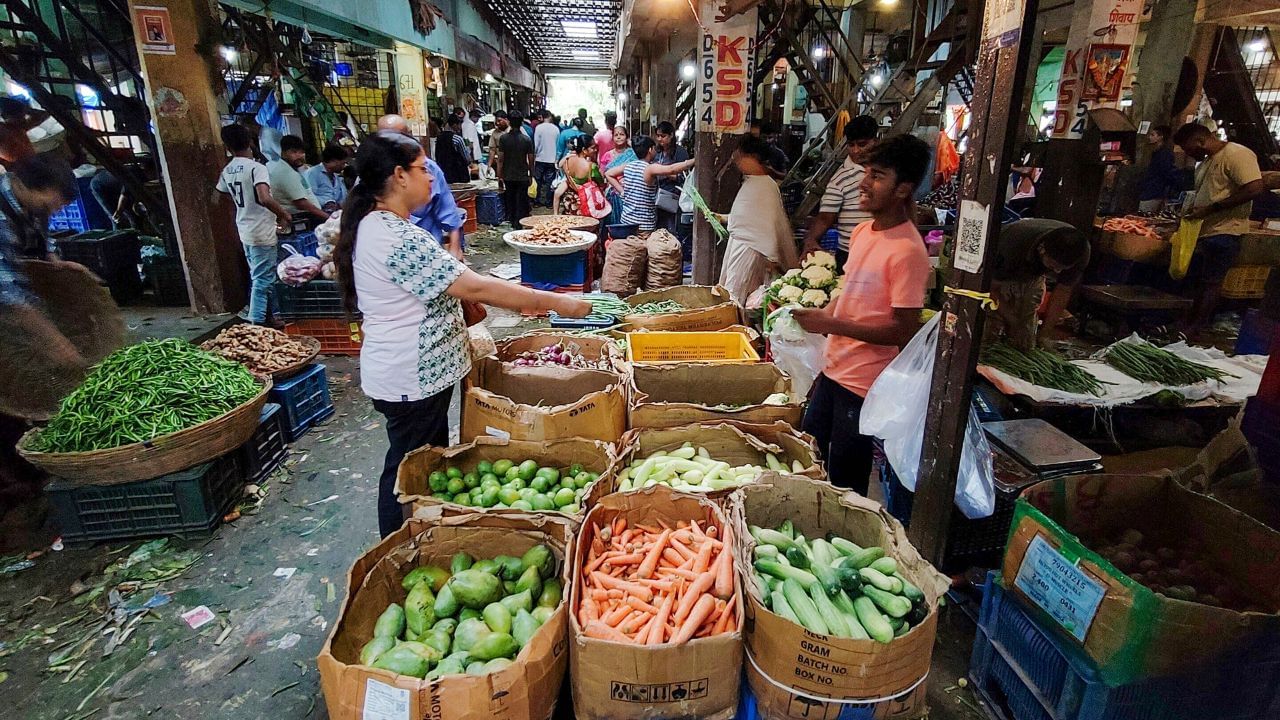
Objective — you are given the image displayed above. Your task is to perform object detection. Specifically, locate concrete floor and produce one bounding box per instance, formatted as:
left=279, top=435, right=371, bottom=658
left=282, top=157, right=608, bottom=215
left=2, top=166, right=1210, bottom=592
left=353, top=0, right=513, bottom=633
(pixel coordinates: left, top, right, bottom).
left=0, top=220, right=989, bottom=719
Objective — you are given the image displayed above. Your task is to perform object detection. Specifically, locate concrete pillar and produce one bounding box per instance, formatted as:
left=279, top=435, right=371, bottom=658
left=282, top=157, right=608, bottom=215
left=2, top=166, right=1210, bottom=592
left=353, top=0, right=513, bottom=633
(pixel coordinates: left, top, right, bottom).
left=651, top=59, right=678, bottom=124
left=128, top=0, right=246, bottom=314
left=1132, top=0, right=1198, bottom=149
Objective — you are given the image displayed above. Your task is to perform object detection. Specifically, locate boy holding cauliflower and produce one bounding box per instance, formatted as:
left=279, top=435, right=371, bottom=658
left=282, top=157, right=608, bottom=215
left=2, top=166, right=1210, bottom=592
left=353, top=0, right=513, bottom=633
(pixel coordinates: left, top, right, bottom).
left=793, top=135, right=932, bottom=494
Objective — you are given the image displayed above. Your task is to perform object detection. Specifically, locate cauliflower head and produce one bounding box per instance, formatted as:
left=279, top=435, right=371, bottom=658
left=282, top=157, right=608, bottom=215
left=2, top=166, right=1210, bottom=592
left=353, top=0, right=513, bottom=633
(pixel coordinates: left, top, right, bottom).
left=800, top=288, right=829, bottom=307
left=777, top=284, right=804, bottom=301
left=808, top=250, right=838, bottom=269
left=800, top=264, right=836, bottom=287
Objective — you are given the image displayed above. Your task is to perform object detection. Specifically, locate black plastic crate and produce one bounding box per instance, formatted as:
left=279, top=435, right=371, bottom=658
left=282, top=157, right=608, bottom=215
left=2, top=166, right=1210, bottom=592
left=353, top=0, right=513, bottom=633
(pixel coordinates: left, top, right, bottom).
left=241, top=403, right=288, bottom=484
left=274, top=280, right=352, bottom=320
left=47, top=453, right=245, bottom=544
left=268, top=363, right=334, bottom=441
left=145, top=255, right=190, bottom=306
left=56, top=230, right=143, bottom=303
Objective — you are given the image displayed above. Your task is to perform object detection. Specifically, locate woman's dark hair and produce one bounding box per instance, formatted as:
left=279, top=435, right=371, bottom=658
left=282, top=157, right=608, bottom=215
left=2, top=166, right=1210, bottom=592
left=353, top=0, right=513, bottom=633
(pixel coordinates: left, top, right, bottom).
left=335, top=131, right=424, bottom=313
left=655, top=121, right=676, bottom=136
left=862, top=134, right=930, bottom=188
left=220, top=123, right=253, bottom=152
left=570, top=134, right=594, bottom=154
left=633, top=135, right=656, bottom=159
left=10, top=153, right=75, bottom=201
left=736, top=135, right=771, bottom=164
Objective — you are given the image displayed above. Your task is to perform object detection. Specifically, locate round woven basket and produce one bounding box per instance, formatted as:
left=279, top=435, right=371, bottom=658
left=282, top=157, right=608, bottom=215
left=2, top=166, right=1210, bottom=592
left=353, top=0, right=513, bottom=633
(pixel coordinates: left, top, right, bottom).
left=17, top=379, right=272, bottom=486
left=269, top=335, right=321, bottom=381
left=518, top=215, right=600, bottom=231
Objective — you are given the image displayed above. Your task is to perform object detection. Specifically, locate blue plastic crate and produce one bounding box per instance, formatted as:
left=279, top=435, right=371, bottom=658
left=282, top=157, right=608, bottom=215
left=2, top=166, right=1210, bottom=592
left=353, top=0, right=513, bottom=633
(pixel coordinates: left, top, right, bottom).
left=520, top=250, right=588, bottom=288
left=820, top=228, right=841, bottom=252
left=241, top=403, right=288, bottom=484
left=476, top=191, right=505, bottom=225
left=971, top=573, right=1280, bottom=720
left=280, top=230, right=318, bottom=258
left=1236, top=309, right=1276, bottom=356
left=47, top=177, right=113, bottom=233
left=268, top=363, right=334, bottom=441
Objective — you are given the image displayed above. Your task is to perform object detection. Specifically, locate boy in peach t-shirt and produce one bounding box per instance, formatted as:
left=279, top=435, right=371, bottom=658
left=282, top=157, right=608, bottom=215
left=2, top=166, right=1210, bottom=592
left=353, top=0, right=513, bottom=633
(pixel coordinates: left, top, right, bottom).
left=794, top=135, right=932, bottom=495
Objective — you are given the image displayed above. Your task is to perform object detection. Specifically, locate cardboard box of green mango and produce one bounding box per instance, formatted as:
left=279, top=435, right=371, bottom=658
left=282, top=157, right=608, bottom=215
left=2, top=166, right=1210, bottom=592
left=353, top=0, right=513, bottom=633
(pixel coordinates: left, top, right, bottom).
left=317, top=511, right=573, bottom=720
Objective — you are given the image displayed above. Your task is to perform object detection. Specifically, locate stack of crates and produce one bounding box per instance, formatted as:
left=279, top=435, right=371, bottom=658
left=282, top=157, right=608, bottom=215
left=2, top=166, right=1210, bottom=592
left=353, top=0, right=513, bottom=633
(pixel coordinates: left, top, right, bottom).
left=55, top=230, right=143, bottom=303
left=47, top=176, right=112, bottom=233
left=268, top=363, right=335, bottom=441
left=519, top=251, right=589, bottom=292
left=476, top=191, right=505, bottom=226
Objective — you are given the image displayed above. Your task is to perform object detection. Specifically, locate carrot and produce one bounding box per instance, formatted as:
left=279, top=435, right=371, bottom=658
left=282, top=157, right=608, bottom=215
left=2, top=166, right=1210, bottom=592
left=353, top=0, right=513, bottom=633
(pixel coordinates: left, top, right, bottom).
left=669, top=537, right=696, bottom=561
left=714, top=527, right=735, bottom=599
left=673, top=594, right=716, bottom=644
left=661, top=548, right=685, bottom=567
left=637, top=523, right=662, bottom=534
left=604, top=553, right=645, bottom=566
left=637, top=529, right=670, bottom=579
left=662, top=566, right=700, bottom=581
left=634, top=579, right=676, bottom=592
left=585, top=620, right=631, bottom=643
left=590, top=588, right=610, bottom=602
left=590, top=571, right=654, bottom=602
left=620, top=610, right=651, bottom=635
left=713, top=598, right=733, bottom=635
left=603, top=603, right=631, bottom=627
left=689, top=519, right=706, bottom=539
left=626, top=596, right=659, bottom=614
left=692, top=541, right=714, bottom=574
left=706, top=524, right=719, bottom=538
left=646, top=591, right=676, bottom=645
left=673, top=571, right=717, bottom=624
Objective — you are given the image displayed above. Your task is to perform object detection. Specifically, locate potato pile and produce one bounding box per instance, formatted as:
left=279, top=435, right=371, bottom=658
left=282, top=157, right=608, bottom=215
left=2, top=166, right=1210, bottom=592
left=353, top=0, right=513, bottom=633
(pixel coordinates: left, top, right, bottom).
left=1092, top=528, right=1265, bottom=611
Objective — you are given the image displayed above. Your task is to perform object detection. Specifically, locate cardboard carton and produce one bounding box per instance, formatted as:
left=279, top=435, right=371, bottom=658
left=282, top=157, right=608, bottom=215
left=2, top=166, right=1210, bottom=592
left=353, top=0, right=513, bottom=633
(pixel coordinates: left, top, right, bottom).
left=1003, top=473, right=1280, bottom=685
left=317, top=512, right=573, bottom=720
left=622, top=285, right=741, bottom=332
left=395, top=436, right=616, bottom=521
left=569, top=485, right=743, bottom=719
left=461, top=357, right=628, bottom=443
left=628, top=362, right=804, bottom=429
left=743, top=659, right=929, bottom=720
left=731, top=473, right=948, bottom=703
left=492, top=332, right=626, bottom=373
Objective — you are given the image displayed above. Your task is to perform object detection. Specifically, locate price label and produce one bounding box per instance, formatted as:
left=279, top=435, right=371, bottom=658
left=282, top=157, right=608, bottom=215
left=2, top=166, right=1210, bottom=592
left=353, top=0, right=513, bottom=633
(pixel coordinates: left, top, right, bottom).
left=1014, top=534, right=1105, bottom=641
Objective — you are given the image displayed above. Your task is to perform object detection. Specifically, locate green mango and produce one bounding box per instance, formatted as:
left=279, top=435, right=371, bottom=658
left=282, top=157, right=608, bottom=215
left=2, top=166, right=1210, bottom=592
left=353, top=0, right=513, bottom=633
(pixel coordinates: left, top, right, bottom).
left=422, top=628, right=452, bottom=656
left=471, top=559, right=498, bottom=575
left=492, top=459, right=514, bottom=476
left=512, top=608, right=540, bottom=647
left=405, top=581, right=437, bottom=636
left=433, top=582, right=459, bottom=618
left=538, top=578, right=563, bottom=609
left=459, top=608, right=482, bottom=622
left=532, top=606, right=555, bottom=625
left=495, top=555, right=525, bottom=581
left=405, top=627, right=420, bottom=642
left=503, top=580, right=518, bottom=595
left=431, top=656, right=465, bottom=677
left=445, top=650, right=471, bottom=665
left=402, top=567, right=433, bottom=591
left=359, top=636, right=396, bottom=666
left=515, top=565, right=543, bottom=600
left=397, top=641, right=443, bottom=666
left=450, top=569, right=503, bottom=609
left=468, top=632, right=519, bottom=661
left=373, top=604, right=406, bottom=639
left=521, top=544, right=554, bottom=579
left=482, top=658, right=513, bottom=674
left=431, top=617, right=457, bottom=635
left=499, top=589, right=533, bottom=615
left=466, top=660, right=487, bottom=676
left=453, top=617, right=492, bottom=653
left=483, top=602, right=512, bottom=635
left=450, top=552, right=473, bottom=574
left=401, top=566, right=451, bottom=593
left=372, top=646, right=429, bottom=678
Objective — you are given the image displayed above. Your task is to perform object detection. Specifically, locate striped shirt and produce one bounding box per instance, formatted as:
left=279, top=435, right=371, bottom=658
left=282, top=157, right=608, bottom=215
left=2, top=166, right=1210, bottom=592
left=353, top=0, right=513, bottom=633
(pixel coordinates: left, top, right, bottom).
left=620, top=161, right=657, bottom=231
left=820, top=157, right=872, bottom=251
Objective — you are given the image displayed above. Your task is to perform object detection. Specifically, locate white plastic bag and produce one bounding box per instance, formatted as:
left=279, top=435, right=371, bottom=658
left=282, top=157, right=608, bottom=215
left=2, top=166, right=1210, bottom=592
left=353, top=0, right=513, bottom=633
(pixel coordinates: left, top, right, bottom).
left=859, top=314, right=996, bottom=519
left=679, top=172, right=696, bottom=213
left=276, top=245, right=322, bottom=286
left=765, top=305, right=825, bottom=399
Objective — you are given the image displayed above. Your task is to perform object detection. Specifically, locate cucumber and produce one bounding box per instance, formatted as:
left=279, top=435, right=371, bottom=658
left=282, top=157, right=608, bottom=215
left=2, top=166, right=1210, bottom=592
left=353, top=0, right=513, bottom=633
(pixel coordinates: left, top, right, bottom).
left=869, top=557, right=898, bottom=576
left=753, top=528, right=798, bottom=552
left=755, top=559, right=818, bottom=589
left=809, top=582, right=849, bottom=637
left=853, top=596, right=894, bottom=644
left=845, top=546, right=886, bottom=569
left=809, top=538, right=836, bottom=569
left=810, top=563, right=842, bottom=596
left=755, top=544, right=780, bottom=560
left=784, top=545, right=811, bottom=570
left=782, top=579, right=829, bottom=635
left=835, top=566, right=863, bottom=594
left=894, top=573, right=926, bottom=604
left=859, top=567, right=896, bottom=592
left=830, top=591, right=869, bottom=640
left=778, top=520, right=796, bottom=539
left=863, top=586, right=912, bottom=618
left=894, top=620, right=910, bottom=637
left=770, top=588, right=801, bottom=624
left=829, top=537, right=863, bottom=557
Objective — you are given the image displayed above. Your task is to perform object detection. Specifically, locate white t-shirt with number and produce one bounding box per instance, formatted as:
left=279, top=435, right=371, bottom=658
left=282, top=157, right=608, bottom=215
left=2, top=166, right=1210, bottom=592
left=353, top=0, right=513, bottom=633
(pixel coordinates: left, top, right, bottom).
left=216, top=157, right=278, bottom=247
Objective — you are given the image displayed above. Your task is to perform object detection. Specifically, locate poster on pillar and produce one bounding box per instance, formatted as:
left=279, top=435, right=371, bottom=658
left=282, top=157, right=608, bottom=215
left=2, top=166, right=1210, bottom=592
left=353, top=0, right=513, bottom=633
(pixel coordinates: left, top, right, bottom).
left=1050, top=0, right=1141, bottom=139
left=697, top=0, right=757, bottom=135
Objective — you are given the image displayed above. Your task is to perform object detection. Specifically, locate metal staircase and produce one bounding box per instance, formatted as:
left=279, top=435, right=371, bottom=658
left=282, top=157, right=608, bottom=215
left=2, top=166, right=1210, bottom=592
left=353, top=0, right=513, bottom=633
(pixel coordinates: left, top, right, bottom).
left=1203, top=26, right=1280, bottom=169
left=0, top=0, right=172, bottom=240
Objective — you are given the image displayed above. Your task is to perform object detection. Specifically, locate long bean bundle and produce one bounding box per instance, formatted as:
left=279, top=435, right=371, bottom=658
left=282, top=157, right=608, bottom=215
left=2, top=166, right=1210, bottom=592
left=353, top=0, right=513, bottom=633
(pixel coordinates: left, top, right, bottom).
left=581, top=294, right=632, bottom=317
left=1102, top=340, right=1233, bottom=385
left=630, top=299, right=686, bottom=314
left=982, top=343, right=1107, bottom=396
left=29, top=339, right=261, bottom=453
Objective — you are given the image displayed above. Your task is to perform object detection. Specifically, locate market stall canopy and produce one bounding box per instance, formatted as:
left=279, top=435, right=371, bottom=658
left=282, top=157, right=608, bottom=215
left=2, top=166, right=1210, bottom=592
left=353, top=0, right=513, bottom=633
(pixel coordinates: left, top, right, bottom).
left=482, top=0, right=620, bottom=70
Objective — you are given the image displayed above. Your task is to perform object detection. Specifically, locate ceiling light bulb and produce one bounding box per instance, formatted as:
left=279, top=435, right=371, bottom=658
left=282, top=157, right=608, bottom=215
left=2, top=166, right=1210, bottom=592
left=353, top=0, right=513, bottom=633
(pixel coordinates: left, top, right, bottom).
left=1249, top=39, right=1268, bottom=53
left=680, top=63, right=696, bottom=80
left=617, top=91, right=628, bottom=102
left=484, top=73, right=495, bottom=83
left=812, top=47, right=825, bottom=60
left=220, top=46, right=238, bottom=62
left=870, top=73, right=884, bottom=87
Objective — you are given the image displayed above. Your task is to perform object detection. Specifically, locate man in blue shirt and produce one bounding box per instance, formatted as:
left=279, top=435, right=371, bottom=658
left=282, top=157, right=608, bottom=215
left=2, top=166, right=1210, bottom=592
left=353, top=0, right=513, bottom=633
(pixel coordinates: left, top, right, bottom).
left=374, top=114, right=464, bottom=260
left=1137, top=125, right=1183, bottom=214
left=557, top=117, right=585, bottom=162
left=304, top=144, right=349, bottom=212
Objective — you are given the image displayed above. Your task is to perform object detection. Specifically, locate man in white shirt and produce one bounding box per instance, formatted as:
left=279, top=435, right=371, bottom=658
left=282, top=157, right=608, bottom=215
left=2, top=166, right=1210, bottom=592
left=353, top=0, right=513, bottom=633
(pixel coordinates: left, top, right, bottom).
left=461, top=109, right=483, bottom=160
left=303, top=144, right=349, bottom=212
left=215, top=124, right=292, bottom=325
left=802, top=115, right=879, bottom=266
left=268, top=135, right=328, bottom=223
left=532, top=110, right=560, bottom=207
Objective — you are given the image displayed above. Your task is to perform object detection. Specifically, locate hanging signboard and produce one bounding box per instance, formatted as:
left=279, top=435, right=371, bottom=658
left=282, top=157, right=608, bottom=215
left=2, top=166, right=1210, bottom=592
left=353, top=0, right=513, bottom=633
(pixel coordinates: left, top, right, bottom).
left=982, top=0, right=1027, bottom=49
left=697, top=0, right=757, bottom=135
left=1050, top=0, right=1141, bottom=139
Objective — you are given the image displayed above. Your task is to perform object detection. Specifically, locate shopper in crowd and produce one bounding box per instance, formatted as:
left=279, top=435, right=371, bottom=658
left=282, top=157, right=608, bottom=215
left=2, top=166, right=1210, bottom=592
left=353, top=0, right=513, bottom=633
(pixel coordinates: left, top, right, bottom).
left=523, top=113, right=538, bottom=141
left=89, top=169, right=136, bottom=230
left=1, top=152, right=74, bottom=261
left=652, top=121, right=690, bottom=234
left=601, top=125, right=636, bottom=226
left=554, top=134, right=603, bottom=215
left=462, top=109, right=483, bottom=161
left=1173, top=122, right=1266, bottom=332
left=558, top=117, right=586, bottom=164
left=802, top=115, right=879, bottom=265
left=334, top=130, right=591, bottom=537
left=268, top=135, right=328, bottom=223
left=495, top=112, right=535, bottom=225
left=216, top=124, right=292, bottom=326
left=985, top=219, right=1090, bottom=350
left=0, top=97, right=49, bottom=165
left=606, top=135, right=694, bottom=233
left=716, top=135, right=799, bottom=304
left=305, top=144, right=350, bottom=213
left=533, top=110, right=560, bottom=207
left=595, top=110, right=617, bottom=158
left=487, top=110, right=510, bottom=170
left=793, top=134, right=932, bottom=495
left=1137, top=125, right=1182, bottom=214
left=578, top=108, right=597, bottom=138
left=376, top=114, right=465, bottom=261
left=749, top=120, right=790, bottom=180
left=434, top=114, right=473, bottom=185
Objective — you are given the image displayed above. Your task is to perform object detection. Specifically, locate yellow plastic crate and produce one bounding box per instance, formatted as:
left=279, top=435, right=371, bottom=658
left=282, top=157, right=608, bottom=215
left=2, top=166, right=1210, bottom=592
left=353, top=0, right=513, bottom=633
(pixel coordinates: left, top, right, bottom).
left=1222, top=265, right=1272, bottom=300
left=625, top=331, right=760, bottom=363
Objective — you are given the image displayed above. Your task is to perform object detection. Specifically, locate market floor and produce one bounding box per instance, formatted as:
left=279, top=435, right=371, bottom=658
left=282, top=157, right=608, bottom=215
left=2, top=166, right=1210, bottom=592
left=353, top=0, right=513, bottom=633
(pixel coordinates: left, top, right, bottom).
left=0, top=222, right=988, bottom=720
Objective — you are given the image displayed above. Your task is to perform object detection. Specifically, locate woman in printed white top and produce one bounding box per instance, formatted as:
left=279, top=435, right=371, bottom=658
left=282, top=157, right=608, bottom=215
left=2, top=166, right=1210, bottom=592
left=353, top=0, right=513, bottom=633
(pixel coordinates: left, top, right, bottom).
left=334, top=131, right=592, bottom=536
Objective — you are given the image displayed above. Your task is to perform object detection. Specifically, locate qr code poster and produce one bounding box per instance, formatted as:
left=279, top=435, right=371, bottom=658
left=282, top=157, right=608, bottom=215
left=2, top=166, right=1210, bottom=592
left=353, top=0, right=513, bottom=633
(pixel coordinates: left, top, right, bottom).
left=982, top=0, right=1025, bottom=48
left=954, top=200, right=990, bottom=274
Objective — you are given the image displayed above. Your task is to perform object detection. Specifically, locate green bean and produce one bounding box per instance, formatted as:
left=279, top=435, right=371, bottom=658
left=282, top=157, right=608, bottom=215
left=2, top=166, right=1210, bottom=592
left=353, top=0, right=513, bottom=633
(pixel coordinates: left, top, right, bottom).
left=1102, top=340, right=1233, bottom=386
left=981, top=343, right=1107, bottom=396
left=27, top=338, right=261, bottom=453
left=629, top=300, right=686, bottom=314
